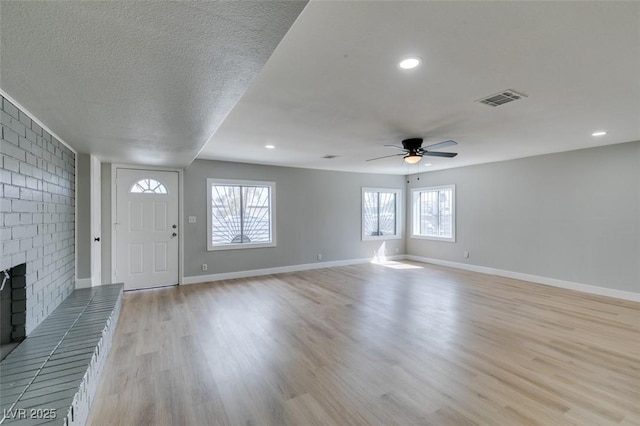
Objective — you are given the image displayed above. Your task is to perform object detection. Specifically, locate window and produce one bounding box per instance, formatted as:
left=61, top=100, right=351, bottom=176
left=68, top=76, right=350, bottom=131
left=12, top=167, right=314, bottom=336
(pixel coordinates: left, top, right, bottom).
left=207, top=179, right=276, bottom=250
left=130, top=178, right=167, bottom=194
left=362, top=188, right=402, bottom=240
left=411, top=185, right=455, bottom=242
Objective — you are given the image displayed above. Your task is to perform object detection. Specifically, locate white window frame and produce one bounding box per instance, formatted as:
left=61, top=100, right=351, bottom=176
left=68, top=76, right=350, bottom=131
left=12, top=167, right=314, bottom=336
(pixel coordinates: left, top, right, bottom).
left=411, top=184, right=456, bottom=242
left=207, top=178, right=277, bottom=251
left=361, top=187, right=403, bottom=241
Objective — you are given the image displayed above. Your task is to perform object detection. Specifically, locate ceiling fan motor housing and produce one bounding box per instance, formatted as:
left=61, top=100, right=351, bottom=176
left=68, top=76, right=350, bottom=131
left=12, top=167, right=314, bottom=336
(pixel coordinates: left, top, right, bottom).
left=402, top=138, right=424, bottom=151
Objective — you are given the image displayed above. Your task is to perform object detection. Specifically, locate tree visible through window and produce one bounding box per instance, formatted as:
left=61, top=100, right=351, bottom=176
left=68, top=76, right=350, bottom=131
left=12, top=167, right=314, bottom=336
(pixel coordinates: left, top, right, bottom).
left=362, top=188, right=401, bottom=240
left=130, top=178, right=167, bottom=194
left=207, top=179, right=276, bottom=250
left=412, top=185, right=455, bottom=241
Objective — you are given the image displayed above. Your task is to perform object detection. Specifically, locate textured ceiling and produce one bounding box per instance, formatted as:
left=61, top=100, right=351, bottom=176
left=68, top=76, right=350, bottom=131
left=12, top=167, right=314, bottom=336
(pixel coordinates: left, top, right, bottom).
left=0, top=1, right=307, bottom=167
left=1, top=1, right=638, bottom=174
left=199, top=1, right=640, bottom=174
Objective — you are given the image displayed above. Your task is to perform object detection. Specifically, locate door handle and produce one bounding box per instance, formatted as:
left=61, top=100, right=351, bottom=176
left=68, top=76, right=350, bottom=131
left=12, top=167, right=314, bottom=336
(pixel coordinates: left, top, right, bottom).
left=94, top=237, right=101, bottom=242
left=172, top=233, right=177, bottom=237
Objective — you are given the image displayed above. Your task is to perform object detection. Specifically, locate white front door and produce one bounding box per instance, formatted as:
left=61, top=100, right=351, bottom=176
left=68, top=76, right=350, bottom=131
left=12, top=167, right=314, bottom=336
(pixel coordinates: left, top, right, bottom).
left=115, top=169, right=179, bottom=290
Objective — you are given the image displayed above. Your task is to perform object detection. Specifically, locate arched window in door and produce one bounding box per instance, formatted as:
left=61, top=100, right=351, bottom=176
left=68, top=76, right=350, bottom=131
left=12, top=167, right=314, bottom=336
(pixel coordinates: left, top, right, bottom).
left=129, top=178, right=168, bottom=194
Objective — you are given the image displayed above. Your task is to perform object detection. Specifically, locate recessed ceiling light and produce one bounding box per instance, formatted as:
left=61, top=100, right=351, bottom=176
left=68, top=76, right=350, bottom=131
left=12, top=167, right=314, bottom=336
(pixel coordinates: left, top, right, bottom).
left=592, top=131, right=607, bottom=137
left=398, top=57, right=421, bottom=70
left=265, top=144, right=275, bottom=149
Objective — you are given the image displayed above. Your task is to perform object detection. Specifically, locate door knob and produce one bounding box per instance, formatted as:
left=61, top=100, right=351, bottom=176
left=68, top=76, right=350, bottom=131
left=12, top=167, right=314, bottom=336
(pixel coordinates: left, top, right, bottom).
left=94, top=237, right=101, bottom=242
left=172, top=224, right=177, bottom=229
left=172, top=233, right=177, bottom=237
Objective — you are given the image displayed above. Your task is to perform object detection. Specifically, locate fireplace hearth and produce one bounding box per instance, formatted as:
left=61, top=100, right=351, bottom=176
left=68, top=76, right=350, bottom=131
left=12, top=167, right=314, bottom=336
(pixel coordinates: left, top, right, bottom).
left=0, top=263, right=27, bottom=360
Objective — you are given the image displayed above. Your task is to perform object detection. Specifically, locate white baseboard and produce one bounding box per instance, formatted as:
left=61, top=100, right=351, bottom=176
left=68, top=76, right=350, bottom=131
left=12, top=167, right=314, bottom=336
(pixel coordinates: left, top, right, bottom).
left=406, top=255, right=640, bottom=302
left=182, top=255, right=406, bottom=285
left=182, top=254, right=638, bottom=302
left=75, top=278, right=92, bottom=289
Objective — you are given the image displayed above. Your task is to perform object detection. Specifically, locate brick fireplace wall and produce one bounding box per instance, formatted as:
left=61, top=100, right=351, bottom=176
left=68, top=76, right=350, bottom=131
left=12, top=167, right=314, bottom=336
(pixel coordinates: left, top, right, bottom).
left=1, top=95, right=76, bottom=335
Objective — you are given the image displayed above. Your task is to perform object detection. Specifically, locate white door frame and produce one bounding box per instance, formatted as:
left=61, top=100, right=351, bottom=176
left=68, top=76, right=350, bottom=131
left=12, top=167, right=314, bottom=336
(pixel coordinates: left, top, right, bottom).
left=111, top=164, right=184, bottom=285
left=90, top=155, right=101, bottom=287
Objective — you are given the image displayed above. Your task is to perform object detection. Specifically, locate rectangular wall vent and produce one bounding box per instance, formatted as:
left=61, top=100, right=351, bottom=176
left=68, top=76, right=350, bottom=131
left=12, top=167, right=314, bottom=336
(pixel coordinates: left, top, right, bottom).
left=477, top=89, right=527, bottom=107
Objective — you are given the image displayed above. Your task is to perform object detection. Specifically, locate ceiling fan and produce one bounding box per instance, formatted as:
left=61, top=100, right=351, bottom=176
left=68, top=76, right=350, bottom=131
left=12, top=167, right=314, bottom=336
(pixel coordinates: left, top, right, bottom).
left=366, top=138, right=458, bottom=164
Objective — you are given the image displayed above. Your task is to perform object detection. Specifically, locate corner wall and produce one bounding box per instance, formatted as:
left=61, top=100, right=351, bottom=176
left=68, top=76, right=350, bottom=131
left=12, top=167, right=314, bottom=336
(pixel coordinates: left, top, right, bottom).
left=1, top=95, right=76, bottom=333
left=183, top=160, right=406, bottom=279
left=406, top=141, right=640, bottom=294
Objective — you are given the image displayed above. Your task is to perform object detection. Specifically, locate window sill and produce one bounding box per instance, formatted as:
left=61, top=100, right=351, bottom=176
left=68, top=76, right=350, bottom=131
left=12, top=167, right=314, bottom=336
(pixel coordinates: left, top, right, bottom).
left=362, top=235, right=403, bottom=241
left=410, top=235, right=456, bottom=243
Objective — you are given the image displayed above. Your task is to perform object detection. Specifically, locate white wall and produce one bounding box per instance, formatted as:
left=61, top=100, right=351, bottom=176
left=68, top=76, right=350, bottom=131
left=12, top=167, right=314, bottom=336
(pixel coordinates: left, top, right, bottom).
left=76, top=154, right=91, bottom=280
left=183, top=160, right=406, bottom=279
left=100, top=163, right=112, bottom=284
left=406, top=141, right=640, bottom=293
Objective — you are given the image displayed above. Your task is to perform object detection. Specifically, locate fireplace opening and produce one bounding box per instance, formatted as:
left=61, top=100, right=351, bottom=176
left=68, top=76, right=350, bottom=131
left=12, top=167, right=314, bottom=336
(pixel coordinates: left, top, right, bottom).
left=1, top=263, right=27, bottom=361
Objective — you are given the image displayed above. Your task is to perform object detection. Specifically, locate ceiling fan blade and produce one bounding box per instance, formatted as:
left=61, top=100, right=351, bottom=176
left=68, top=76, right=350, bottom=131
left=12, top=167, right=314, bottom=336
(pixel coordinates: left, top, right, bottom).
left=366, top=153, right=404, bottom=162
left=423, top=139, right=457, bottom=151
left=423, top=151, right=458, bottom=158
left=384, top=144, right=406, bottom=150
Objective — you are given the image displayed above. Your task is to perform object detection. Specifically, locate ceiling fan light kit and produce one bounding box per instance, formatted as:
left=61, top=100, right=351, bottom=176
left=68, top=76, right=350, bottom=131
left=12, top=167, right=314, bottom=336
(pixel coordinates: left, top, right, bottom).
left=404, top=153, right=422, bottom=164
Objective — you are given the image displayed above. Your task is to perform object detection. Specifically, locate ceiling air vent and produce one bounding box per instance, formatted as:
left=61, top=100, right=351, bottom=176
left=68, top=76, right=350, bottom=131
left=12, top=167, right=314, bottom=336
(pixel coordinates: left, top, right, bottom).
left=477, top=89, right=527, bottom=107
left=322, top=155, right=338, bottom=159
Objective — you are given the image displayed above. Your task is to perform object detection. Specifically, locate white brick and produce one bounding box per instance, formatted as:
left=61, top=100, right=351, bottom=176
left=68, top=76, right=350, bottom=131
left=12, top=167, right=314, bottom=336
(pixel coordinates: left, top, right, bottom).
left=31, top=121, right=43, bottom=136
left=2, top=126, right=20, bottom=145
left=4, top=213, right=19, bottom=226
left=0, top=169, right=11, bottom=184
left=0, top=227, right=11, bottom=242
left=4, top=184, right=20, bottom=198
left=2, top=139, right=27, bottom=161
left=19, top=161, right=33, bottom=176
left=26, top=247, right=39, bottom=261
left=12, top=224, right=37, bottom=239
left=3, top=99, right=20, bottom=119
left=26, top=176, right=38, bottom=189
left=0, top=256, right=12, bottom=271
left=12, top=199, right=38, bottom=212
left=0, top=112, right=26, bottom=138
left=3, top=237, right=20, bottom=253
left=3, top=155, right=20, bottom=172
left=20, top=238, right=33, bottom=251
left=11, top=173, right=26, bottom=187
left=19, top=213, right=33, bottom=225
left=12, top=251, right=26, bottom=266
left=19, top=135, right=33, bottom=152
left=19, top=188, right=34, bottom=200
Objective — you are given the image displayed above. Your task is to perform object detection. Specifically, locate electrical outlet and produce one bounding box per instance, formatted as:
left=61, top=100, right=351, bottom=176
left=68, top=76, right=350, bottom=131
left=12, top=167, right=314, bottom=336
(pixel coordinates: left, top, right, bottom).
left=188, top=216, right=196, bottom=223
left=464, top=251, right=470, bottom=259
left=317, top=253, right=322, bottom=261
left=202, top=263, right=208, bottom=271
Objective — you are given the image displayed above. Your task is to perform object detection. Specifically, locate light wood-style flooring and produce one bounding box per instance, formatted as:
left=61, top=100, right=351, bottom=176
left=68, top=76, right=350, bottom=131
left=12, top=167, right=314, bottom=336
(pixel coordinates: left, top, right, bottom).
left=88, top=261, right=640, bottom=425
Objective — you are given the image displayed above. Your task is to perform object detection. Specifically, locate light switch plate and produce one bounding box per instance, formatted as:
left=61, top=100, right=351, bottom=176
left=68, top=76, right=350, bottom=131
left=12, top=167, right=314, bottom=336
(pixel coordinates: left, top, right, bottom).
left=188, top=216, right=196, bottom=223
